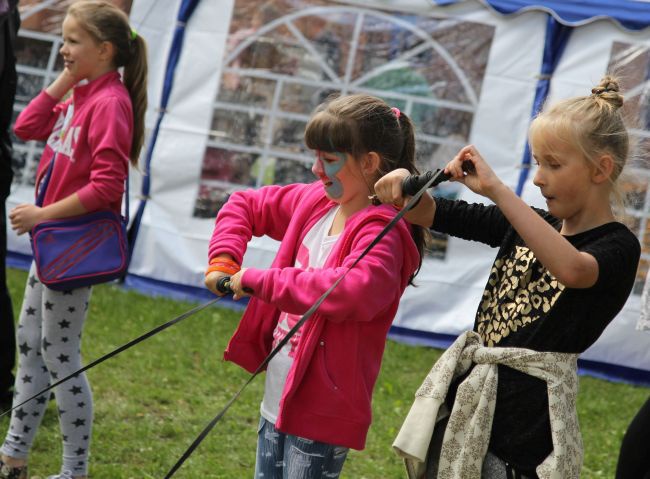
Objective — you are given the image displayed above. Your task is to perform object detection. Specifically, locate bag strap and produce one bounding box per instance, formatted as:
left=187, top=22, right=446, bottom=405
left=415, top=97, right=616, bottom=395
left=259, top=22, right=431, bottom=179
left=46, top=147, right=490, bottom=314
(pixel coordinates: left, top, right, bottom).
left=35, top=151, right=130, bottom=223
left=34, top=151, right=55, bottom=208
left=124, top=173, right=129, bottom=223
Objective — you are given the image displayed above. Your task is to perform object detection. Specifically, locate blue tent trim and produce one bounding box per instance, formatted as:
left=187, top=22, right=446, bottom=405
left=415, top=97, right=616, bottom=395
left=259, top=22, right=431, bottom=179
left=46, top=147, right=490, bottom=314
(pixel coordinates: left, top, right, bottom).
left=389, top=325, right=650, bottom=387
left=431, top=0, right=650, bottom=31
left=515, top=17, right=572, bottom=195
left=6, top=251, right=32, bottom=272
left=127, top=0, right=202, bottom=253
left=7, top=249, right=648, bottom=386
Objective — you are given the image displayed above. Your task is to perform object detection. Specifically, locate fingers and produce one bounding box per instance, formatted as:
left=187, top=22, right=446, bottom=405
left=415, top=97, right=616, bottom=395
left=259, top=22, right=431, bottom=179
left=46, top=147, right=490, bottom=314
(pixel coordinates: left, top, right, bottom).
left=204, top=269, right=252, bottom=299
left=10, top=219, right=24, bottom=233
left=9, top=213, right=24, bottom=233
left=392, top=178, right=405, bottom=208
left=229, top=269, right=250, bottom=300
left=9, top=204, right=37, bottom=234
left=9, top=220, right=27, bottom=235
left=373, top=168, right=410, bottom=206
left=9, top=204, right=25, bottom=219
left=446, top=145, right=480, bottom=180
left=204, top=272, right=229, bottom=296
left=445, top=150, right=466, bottom=180
left=446, top=145, right=505, bottom=199
left=231, top=286, right=247, bottom=301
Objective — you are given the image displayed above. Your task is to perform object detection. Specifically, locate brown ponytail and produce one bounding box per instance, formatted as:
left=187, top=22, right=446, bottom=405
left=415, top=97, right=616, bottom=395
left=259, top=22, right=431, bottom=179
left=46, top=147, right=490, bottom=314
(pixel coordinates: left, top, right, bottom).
left=394, top=112, right=427, bottom=281
left=123, top=33, right=148, bottom=166
left=67, top=1, right=148, bottom=166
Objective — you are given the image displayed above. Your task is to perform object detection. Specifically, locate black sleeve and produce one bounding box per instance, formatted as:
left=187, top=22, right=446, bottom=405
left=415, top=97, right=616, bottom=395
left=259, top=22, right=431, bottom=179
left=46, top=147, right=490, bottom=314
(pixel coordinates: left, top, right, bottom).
left=432, top=197, right=511, bottom=248
left=583, top=226, right=640, bottom=292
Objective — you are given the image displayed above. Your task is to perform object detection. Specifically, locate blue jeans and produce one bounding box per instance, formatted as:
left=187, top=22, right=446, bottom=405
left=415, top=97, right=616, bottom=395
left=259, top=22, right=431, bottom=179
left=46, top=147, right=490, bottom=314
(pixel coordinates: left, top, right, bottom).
left=254, top=417, right=349, bottom=479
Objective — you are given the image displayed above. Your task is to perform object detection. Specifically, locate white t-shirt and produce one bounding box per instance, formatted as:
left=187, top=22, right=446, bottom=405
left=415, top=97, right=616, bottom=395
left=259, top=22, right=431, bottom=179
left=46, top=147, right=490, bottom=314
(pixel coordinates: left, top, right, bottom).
left=260, top=205, right=340, bottom=424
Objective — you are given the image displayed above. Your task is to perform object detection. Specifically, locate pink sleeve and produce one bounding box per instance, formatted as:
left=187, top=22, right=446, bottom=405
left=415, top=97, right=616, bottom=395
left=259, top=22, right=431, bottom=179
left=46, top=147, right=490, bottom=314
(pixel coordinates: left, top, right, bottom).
left=241, top=219, right=410, bottom=322
left=76, top=97, right=130, bottom=211
left=13, top=91, right=67, bottom=141
left=208, top=183, right=313, bottom=264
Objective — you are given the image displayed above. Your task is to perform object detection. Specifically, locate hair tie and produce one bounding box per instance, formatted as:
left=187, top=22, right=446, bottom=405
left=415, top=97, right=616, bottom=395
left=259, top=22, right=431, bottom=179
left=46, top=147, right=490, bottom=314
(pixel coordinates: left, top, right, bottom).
left=130, top=28, right=138, bottom=41
left=391, top=107, right=401, bottom=120
left=591, top=86, right=615, bottom=96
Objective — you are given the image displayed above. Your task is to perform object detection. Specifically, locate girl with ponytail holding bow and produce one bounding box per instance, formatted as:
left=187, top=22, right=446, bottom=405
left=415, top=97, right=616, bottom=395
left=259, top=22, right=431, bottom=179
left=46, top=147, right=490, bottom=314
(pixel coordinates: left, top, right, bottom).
left=1, top=2, right=147, bottom=478
left=205, top=94, right=424, bottom=478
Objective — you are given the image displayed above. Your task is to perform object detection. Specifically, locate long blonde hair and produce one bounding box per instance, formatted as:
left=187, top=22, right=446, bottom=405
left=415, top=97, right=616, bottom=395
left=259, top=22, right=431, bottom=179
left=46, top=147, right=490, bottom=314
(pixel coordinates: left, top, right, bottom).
left=67, top=0, right=148, bottom=166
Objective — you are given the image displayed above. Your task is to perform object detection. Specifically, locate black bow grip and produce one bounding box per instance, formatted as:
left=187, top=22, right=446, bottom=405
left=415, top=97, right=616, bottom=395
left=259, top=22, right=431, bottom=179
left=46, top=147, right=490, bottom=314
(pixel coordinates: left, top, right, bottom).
left=401, top=161, right=475, bottom=197
left=215, top=276, right=253, bottom=295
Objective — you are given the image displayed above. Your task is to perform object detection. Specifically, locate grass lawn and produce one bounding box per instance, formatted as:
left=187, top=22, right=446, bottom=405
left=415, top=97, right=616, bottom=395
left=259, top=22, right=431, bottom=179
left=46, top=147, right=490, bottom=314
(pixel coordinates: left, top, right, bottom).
left=0, top=267, right=647, bottom=478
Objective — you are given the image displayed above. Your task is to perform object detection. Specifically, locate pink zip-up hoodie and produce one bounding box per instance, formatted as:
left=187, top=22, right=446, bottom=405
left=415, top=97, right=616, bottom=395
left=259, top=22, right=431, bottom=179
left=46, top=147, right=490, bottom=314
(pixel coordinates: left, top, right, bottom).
left=14, top=71, right=131, bottom=214
left=209, top=181, right=420, bottom=450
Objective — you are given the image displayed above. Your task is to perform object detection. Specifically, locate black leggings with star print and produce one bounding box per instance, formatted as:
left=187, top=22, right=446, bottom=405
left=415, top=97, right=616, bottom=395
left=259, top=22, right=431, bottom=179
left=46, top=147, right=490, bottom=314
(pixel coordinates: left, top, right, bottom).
left=1, top=263, right=93, bottom=477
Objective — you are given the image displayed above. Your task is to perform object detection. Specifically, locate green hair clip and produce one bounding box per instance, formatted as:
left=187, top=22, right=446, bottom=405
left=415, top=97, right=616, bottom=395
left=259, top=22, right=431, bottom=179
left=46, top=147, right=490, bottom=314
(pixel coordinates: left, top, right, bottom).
left=130, top=28, right=137, bottom=41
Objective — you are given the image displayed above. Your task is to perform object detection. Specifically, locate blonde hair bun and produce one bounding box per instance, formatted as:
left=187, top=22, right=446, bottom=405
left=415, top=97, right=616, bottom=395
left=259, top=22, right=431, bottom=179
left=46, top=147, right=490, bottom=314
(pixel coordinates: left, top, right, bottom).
left=591, top=76, right=624, bottom=109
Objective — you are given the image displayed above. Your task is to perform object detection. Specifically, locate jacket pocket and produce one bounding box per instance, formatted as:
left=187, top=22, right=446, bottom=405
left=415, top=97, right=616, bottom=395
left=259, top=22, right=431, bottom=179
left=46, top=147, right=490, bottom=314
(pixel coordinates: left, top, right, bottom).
left=317, top=339, right=340, bottom=391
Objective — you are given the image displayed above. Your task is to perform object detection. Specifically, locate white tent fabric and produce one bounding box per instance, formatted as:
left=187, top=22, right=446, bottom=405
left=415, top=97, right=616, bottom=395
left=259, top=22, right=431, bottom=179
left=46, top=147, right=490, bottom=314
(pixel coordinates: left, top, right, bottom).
left=7, top=0, right=650, bottom=381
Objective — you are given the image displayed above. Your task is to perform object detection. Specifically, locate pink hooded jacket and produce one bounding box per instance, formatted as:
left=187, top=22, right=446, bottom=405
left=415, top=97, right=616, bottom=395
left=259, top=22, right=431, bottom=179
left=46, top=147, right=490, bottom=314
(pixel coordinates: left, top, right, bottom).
left=209, top=181, right=420, bottom=450
left=14, top=71, right=131, bottom=214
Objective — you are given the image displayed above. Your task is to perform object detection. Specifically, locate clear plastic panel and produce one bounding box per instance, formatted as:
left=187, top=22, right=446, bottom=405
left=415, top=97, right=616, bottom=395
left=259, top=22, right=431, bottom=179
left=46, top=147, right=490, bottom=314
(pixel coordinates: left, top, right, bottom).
left=193, top=0, right=497, bottom=236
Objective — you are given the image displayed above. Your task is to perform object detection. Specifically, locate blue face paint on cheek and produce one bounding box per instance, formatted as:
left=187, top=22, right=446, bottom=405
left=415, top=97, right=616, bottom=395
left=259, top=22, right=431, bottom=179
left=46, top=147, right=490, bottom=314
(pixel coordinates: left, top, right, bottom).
left=322, top=152, right=346, bottom=198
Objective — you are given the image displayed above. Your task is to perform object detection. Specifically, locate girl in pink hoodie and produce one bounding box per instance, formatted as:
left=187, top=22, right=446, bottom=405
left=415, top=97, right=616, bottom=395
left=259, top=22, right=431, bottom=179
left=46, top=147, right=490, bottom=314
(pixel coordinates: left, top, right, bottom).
left=0, top=2, right=147, bottom=478
left=205, top=94, right=424, bottom=478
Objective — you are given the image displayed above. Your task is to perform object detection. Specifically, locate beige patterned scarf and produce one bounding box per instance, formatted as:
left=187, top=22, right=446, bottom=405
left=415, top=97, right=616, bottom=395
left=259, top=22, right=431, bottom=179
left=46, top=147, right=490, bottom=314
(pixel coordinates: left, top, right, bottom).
left=393, top=331, right=582, bottom=479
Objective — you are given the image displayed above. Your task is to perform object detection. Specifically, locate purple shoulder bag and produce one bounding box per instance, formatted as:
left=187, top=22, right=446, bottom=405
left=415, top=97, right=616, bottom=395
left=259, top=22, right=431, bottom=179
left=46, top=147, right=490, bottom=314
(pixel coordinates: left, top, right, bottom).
left=30, top=153, right=129, bottom=291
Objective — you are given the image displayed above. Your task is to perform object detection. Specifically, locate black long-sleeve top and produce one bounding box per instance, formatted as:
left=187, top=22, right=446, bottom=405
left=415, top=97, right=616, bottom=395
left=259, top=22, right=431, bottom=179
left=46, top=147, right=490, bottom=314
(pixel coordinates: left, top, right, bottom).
left=433, top=197, right=640, bottom=471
